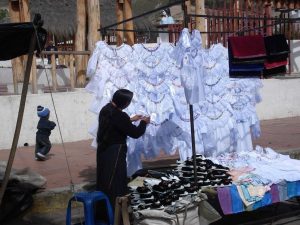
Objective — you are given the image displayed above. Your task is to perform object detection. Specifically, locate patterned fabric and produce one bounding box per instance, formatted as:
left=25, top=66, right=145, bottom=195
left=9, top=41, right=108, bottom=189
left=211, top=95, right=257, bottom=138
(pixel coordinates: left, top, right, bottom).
left=85, top=30, right=263, bottom=175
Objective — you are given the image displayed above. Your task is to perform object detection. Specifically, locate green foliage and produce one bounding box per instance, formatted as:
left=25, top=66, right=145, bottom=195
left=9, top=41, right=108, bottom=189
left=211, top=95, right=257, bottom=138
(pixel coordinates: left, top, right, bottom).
left=0, top=8, right=9, bottom=22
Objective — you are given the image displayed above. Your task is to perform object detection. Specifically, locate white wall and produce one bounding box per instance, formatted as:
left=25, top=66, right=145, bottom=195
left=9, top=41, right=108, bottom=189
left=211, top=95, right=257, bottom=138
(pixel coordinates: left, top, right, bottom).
left=0, top=89, right=96, bottom=150
left=257, top=78, right=300, bottom=120
left=1, top=78, right=300, bottom=150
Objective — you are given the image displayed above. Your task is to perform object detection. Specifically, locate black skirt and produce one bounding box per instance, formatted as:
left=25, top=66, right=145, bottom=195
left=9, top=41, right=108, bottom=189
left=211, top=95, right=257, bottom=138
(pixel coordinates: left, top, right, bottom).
left=96, top=144, right=128, bottom=208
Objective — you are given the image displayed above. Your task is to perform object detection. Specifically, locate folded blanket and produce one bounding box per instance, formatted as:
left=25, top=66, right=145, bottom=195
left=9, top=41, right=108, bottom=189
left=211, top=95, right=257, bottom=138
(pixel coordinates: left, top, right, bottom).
left=228, top=35, right=266, bottom=59
left=264, top=34, right=290, bottom=56
left=230, top=58, right=265, bottom=65
left=266, top=53, right=288, bottom=62
left=230, top=63, right=264, bottom=72
left=228, top=44, right=265, bottom=64
left=264, top=59, right=287, bottom=70
left=229, top=70, right=262, bottom=78
left=263, top=65, right=286, bottom=77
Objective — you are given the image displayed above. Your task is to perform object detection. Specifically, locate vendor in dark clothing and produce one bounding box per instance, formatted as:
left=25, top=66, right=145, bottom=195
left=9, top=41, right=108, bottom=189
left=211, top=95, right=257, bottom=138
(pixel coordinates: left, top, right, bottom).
left=96, top=89, right=150, bottom=211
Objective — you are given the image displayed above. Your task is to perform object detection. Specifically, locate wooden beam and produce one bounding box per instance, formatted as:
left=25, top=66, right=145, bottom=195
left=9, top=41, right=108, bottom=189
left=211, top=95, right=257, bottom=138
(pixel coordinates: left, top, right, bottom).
left=264, top=1, right=272, bottom=36
left=51, top=54, right=57, bottom=92
left=75, top=0, right=87, bottom=87
left=87, top=0, right=101, bottom=51
left=20, top=0, right=38, bottom=93
left=195, top=0, right=206, bottom=47
left=116, top=1, right=124, bottom=46
left=8, top=0, right=23, bottom=92
left=123, top=0, right=134, bottom=45
left=69, top=54, right=75, bottom=91
left=19, top=0, right=30, bottom=22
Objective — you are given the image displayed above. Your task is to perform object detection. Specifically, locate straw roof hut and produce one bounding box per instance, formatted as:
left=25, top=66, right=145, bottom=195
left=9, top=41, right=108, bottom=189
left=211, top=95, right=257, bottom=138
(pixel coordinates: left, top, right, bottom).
left=0, top=0, right=174, bottom=39
left=29, top=0, right=76, bottom=39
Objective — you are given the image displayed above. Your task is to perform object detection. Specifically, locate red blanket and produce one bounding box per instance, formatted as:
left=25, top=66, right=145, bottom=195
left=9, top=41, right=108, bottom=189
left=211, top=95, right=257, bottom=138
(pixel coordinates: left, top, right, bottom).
left=264, top=59, right=287, bottom=70
left=229, top=35, right=266, bottom=59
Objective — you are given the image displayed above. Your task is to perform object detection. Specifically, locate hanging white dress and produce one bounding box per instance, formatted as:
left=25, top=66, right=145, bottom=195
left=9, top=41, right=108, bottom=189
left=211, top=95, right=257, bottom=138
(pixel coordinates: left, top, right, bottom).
left=200, top=43, right=237, bottom=157
left=85, top=41, right=136, bottom=115
left=170, top=28, right=205, bottom=104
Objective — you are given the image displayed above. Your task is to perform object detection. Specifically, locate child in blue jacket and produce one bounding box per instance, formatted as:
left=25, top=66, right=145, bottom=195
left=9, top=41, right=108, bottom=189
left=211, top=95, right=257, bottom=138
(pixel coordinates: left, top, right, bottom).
left=35, top=105, right=56, bottom=160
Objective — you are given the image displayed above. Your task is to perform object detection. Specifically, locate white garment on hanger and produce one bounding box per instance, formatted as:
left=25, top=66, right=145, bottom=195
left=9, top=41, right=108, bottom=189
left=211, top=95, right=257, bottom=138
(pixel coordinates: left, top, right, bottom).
left=171, top=28, right=205, bottom=104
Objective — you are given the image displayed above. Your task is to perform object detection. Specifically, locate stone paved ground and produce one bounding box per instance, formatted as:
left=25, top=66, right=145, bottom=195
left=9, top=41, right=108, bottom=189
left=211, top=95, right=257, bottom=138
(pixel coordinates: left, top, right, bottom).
left=0, top=116, right=300, bottom=225
left=0, top=117, right=299, bottom=190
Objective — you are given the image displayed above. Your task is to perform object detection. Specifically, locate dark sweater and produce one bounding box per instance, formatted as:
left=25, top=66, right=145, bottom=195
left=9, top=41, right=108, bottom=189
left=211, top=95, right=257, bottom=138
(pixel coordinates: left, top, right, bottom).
left=97, top=103, right=146, bottom=148
left=36, top=117, right=56, bottom=136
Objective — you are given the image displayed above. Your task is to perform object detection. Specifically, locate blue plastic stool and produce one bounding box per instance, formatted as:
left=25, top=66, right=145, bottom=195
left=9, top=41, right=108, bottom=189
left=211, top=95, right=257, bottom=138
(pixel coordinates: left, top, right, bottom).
left=66, top=191, right=114, bottom=225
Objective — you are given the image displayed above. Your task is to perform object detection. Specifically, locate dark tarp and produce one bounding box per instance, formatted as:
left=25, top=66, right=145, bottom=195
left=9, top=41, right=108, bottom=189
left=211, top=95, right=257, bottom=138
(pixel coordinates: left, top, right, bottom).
left=0, top=22, right=47, bottom=61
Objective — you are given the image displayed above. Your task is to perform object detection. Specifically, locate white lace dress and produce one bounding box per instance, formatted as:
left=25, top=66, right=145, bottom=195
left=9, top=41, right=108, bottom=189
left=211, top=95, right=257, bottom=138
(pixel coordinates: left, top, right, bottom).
left=85, top=42, right=137, bottom=149
left=171, top=28, right=205, bottom=104
left=225, top=78, right=263, bottom=152
left=200, top=43, right=237, bottom=157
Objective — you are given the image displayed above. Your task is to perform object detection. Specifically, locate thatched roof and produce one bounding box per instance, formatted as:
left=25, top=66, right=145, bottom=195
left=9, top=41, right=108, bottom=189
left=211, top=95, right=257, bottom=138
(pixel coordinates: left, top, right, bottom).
left=30, top=0, right=174, bottom=39
left=29, top=0, right=76, bottom=39
left=0, top=0, right=7, bottom=8
left=1, top=0, right=173, bottom=39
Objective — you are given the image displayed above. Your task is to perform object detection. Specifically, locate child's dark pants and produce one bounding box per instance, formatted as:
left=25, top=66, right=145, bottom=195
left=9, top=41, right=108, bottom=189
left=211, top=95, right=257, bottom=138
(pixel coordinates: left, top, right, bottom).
left=35, top=134, right=52, bottom=156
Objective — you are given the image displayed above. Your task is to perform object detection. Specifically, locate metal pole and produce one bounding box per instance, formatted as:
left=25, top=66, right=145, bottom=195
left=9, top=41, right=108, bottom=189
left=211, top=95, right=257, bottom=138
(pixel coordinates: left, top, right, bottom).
left=182, top=0, right=197, bottom=184
left=0, top=30, right=36, bottom=206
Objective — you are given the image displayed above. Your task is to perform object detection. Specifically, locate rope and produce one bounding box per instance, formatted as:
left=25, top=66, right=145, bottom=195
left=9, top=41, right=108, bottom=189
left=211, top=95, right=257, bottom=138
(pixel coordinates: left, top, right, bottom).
left=33, top=25, right=75, bottom=192
left=33, top=23, right=86, bottom=224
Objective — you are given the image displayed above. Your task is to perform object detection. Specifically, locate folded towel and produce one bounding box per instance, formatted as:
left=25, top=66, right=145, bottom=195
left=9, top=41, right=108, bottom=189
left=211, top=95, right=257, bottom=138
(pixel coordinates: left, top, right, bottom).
left=230, top=58, right=266, bottom=65
left=264, top=34, right=290, bottom=56
left=263, top=65, right=286, bottom=77
left=229, top=70, right=262, bottom=78
left=228, top=35, right=266, bottom=59
left=230, top=63, right=264, bottom=72
left=264, top=59, right=287, bottom=70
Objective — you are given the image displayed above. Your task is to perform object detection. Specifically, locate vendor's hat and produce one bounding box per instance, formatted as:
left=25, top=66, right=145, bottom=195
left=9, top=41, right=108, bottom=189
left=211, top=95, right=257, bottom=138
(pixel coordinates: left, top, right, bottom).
left=37, top=105, right=50, bottom=117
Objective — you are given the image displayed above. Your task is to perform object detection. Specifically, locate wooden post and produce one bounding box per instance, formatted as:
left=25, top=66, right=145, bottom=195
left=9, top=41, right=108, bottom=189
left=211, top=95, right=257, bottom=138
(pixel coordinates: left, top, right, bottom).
left=124, top=0, right=134, bottom=45
left=51, top=54, right=57, bottom=92
left=9, top=0, right=24, bottom=93
left=69, top=54, right=75, bottom=91
left=195, top=0, right=206, bottom=47
left=116, top=1, right=124, bottom=46
left=75, top=0, right=87, bottom=87
left=233, top=0, right=239, bottom=34
left=87, top=0, right=101, bottom=52
left=31, top=55, right=37, bottom=93
left=264, top=1, right=272, bottom=36
left=20, top=0, right=38, bottom=93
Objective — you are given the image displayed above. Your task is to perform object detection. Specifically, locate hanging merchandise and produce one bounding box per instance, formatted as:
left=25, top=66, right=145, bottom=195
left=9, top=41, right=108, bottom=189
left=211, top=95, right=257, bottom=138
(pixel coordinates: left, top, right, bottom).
left=200, top=43, right=237, bottom=157
left=170, top=28, right=205, bottom=105
left=132, top=42, right=175, bottom=127
left=263, top=34, right=289, bottom=76
left=86, top=41, right=193, bottom=175
left=85, top=29, right=264, bottom=175
left=228, top=35, right=266, bottom=59
left=86, top=41, right=136, bottom=114
left=228, top=35, right=266, bottom=78
left=225, top=78, right=262, bottom=152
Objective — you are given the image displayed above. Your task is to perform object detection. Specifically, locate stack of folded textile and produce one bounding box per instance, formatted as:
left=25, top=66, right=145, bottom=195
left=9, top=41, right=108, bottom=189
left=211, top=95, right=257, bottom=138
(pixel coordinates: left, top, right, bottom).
left=228, top=34, right=289, bottom=78
left=228, top=35, right=266, bottom=78
left=263, top=34, right=289, bottom=77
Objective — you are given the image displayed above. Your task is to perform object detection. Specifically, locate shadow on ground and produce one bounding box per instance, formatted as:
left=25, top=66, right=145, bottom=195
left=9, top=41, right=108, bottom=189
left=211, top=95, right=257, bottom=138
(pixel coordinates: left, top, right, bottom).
left=78, top=166, right=96, bottom=183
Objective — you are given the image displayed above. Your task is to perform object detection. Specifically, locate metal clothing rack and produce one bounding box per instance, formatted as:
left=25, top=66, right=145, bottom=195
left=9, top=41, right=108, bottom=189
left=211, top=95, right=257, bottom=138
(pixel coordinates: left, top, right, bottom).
left=99, top=0, right=199, bottom=184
